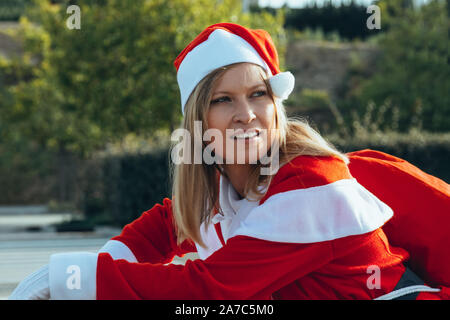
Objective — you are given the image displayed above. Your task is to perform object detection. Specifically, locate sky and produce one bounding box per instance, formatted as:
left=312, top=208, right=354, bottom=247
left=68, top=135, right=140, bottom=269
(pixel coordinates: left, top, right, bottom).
left=258, top=0, right=431, bottom=8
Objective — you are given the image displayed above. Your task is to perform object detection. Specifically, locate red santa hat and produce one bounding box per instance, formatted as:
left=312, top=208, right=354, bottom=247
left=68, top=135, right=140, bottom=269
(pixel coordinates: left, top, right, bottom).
left=174, top=23, right=295, bottom=115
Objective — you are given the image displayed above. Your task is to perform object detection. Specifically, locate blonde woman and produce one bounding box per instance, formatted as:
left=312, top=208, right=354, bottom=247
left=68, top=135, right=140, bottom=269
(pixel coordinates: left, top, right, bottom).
left=10, top=23, right=449, bottom=300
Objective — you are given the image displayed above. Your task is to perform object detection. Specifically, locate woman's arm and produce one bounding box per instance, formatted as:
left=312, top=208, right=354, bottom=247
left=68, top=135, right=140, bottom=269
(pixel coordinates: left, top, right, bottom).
left=99, top=198, right=197, bottom=264
left=50, top=234, right=334, bottom=300
left=9, top=198, right=197, bottom=300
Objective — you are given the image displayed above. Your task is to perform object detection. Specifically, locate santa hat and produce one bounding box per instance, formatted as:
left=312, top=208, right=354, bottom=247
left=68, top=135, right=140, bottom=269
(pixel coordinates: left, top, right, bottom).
left=174, top=23, right=295, bottom=115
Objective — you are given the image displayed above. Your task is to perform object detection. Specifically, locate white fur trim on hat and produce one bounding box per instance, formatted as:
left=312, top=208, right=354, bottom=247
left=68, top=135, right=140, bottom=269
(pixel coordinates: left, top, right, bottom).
left=177, top=29, right=271, bottom=114
left=268, top=71, right=295, bottom=100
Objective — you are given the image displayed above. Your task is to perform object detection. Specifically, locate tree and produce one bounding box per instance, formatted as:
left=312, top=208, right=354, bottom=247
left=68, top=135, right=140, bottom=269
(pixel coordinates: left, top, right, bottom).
left=0, top=0, right=285, bottom=203
left=354, top=0, right=449, bottom=132
left=0, top=0, right=285, bottom=158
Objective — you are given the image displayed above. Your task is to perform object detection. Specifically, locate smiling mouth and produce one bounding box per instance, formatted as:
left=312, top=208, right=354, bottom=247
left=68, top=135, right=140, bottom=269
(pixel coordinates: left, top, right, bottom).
left=231, top=130, right=260, bottom=140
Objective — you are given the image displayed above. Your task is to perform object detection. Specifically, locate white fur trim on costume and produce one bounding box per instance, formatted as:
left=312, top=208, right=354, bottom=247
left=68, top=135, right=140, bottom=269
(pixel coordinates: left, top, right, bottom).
left=195, top=176, right=393, bottom=259
left=98, top=240, right=138, bottom=263
left=268, top=71, right=295, bottom=100
left=49, top=252, right=97, bottom=300
left=228, top=178, right=393, bottom=243
left=177, top=29, right=271, bottom=114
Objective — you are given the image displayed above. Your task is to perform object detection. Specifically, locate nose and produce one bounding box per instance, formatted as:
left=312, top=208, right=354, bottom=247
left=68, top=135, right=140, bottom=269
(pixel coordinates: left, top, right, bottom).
left=232, top=97, right=256, bottom=124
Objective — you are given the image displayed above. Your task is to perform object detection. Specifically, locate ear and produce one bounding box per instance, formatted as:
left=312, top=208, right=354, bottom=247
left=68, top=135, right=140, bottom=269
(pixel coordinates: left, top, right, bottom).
left=268, top=71, right=295, bottom=100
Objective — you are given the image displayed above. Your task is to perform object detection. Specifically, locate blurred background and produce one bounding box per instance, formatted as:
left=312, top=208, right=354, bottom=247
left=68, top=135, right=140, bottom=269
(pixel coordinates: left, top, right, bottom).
left=0, top=0, right=448, bottom=298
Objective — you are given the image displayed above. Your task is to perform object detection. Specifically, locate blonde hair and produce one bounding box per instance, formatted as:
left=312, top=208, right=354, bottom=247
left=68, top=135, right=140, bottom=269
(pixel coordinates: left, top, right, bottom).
left=170, top=63, right=348, bottom=249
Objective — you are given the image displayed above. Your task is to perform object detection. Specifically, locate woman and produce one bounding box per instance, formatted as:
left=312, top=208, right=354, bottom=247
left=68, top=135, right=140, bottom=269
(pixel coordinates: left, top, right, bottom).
left=9, top=23, right=449, bottom=300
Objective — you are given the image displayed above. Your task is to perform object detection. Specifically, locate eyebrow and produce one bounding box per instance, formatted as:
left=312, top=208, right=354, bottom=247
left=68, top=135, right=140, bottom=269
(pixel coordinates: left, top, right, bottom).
left=212, top=83, right=266, bottom=96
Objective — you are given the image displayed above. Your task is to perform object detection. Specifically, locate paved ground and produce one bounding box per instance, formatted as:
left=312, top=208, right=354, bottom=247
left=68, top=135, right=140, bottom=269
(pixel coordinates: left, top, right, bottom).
left=0, top=206, right=198, bottom=299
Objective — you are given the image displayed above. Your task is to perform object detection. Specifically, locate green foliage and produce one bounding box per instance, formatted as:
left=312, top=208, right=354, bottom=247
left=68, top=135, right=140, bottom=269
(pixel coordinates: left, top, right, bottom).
left=286, top=88, right=331, bottom=111
left=0, top=135, right=57, bottom=204
left=283, top=1, right=381, bottom=41
left=99, top=148, right=172, bottom=227
left=0, top=0, right=285, bottom=205
left=0, top=0, right=286, bottom=159
left=0, top=0, right=29, bottom=21
left=285, top=89, right=349, bottom=135
left=285, top=26, right=345, bottom=43
left=353, top=0, right=449, bottom=132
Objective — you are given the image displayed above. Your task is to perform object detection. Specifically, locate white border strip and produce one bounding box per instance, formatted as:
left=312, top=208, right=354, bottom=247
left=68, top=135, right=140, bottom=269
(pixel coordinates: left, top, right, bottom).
left=229, top=178, right=393, bottom=243
left=98, top=240, right=138, bottom=263
left=374, top=285, right=441, bottom=300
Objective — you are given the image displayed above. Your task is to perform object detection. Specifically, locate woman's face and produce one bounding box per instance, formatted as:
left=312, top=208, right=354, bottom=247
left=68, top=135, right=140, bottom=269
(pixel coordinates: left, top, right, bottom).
left=206, top=63, right=276, bottom=165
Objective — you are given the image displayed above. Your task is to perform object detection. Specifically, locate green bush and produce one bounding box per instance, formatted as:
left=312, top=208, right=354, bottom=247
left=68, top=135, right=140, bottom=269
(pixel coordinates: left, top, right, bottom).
left=0, top=0, right=285, bottom=205
left=0, top=138, right=58, bottom=204
left=0, top=0, right=286, bottom=158
left=285, top=89, right=338, bottom=134
left=0, top=0, right=29, bottom=21
left=285, top=88, right=332, bottom=112
left=350, top=0, right=449, bottom=132
left=94, top=148, right=172, bottom=227
left=283, top=1, right=381, bottom=41
left=328, top=130, right=450, bottom=183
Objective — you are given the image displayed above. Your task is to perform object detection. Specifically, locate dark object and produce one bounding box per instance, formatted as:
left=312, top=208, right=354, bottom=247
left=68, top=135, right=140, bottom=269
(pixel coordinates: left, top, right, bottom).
left=392, top=266, right=425, bottom=300
left=25, top=225, right=43, bottom=232
left=55, top=219, right=95, bottom=232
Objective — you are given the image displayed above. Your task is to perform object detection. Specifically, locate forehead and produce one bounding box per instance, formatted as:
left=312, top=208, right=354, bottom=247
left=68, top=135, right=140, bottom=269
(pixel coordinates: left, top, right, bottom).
left=213, top=63, right=267, bottom=92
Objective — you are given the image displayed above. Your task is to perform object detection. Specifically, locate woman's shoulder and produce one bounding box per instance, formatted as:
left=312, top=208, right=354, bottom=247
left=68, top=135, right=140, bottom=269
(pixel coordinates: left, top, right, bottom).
left=281, top=154, right=351, bottom=185
left=231, top=154, right=393, bottom=244
left=260, top=154, right=352, bottom=204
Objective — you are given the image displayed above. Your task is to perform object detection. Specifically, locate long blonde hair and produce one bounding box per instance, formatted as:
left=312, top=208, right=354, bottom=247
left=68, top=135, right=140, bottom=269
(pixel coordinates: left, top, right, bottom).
left=170, top=63, right=348, bottom=249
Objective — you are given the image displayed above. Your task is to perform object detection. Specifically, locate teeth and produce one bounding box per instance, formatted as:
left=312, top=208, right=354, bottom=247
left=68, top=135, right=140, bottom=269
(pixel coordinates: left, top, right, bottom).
left=233, top=131, right=259, bottom=139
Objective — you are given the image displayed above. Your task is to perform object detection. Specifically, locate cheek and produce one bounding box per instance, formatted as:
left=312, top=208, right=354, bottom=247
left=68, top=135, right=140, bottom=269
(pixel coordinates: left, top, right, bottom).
left=258, top=101, right=276, bottom=130
left=207, top=108, right=228, bottom=133
left=207, top=108, right=223, bottom=131
left=259, top=102, right=278, bottom=148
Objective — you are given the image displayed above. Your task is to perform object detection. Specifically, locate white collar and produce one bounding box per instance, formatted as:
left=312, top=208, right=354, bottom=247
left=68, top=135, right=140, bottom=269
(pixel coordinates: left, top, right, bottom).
left=212, top=175, right=268, bottom=224
left=212, top=175, right=246, bottom=224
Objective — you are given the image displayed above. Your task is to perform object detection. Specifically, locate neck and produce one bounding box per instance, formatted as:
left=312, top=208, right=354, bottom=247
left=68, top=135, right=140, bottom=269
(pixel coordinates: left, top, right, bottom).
left=222, top=164, right=252, bottom=199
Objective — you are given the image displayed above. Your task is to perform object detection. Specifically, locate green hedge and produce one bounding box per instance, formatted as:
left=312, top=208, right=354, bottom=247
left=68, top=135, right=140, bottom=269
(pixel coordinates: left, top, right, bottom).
left=329, top=131, right=450, bottom=184
left=0, top=0, right=29, bottom=21
left=80, top=132, right=450, bottom=228
left=282, top=1, right=381, bottom=41
left=81, top=149, right=172, bottom=227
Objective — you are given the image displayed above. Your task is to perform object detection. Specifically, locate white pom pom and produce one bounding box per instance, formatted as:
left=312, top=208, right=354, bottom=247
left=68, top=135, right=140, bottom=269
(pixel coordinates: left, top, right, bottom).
left=268, top=71, right=295, bottom=100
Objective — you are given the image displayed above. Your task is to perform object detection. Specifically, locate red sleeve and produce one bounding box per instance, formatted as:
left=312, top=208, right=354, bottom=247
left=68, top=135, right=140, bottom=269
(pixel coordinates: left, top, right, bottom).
left=111, top=198, right=197, bottom=264
left=96, top=235, right=333, bottom=300
left=347, top=149, right=450, bottom=287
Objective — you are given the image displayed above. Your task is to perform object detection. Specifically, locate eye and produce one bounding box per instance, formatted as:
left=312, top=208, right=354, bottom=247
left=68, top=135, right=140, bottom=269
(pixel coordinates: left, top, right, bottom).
left=210, top=96, right=231, bottom=105
left=252, top=90, right=267, bottom=97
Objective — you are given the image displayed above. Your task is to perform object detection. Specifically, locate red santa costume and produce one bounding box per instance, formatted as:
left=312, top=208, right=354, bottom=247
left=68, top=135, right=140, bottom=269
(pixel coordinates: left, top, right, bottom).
left=44, top=23, right=450, bottom=299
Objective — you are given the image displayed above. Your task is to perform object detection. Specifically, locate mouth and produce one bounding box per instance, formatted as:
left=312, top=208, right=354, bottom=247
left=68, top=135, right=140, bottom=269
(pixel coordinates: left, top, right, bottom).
left=231, top=129, right=261, bottom=140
